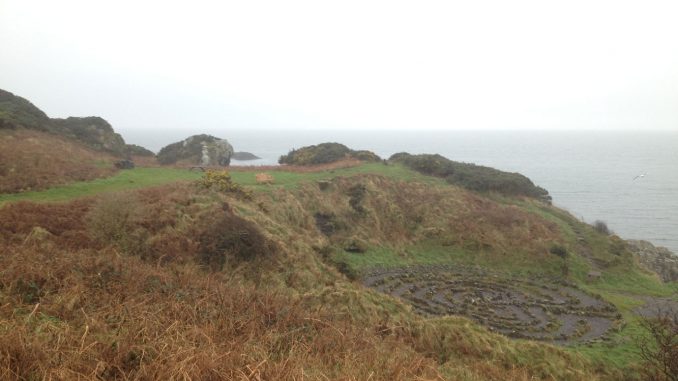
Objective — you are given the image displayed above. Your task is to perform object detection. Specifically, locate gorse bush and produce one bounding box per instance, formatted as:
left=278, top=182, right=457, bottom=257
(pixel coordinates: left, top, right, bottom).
left=197, top=170, right=252, bottom=199
left=389, top=152, right=551, bottom=200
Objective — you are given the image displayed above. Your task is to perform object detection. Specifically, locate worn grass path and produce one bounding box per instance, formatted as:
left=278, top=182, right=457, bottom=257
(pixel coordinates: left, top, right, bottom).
left=0, top=163, right=444, bottom=205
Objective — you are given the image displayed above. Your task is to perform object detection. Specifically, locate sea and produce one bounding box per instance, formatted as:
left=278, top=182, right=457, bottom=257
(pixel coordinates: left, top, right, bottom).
left=121, top=129, right=678, bottom=254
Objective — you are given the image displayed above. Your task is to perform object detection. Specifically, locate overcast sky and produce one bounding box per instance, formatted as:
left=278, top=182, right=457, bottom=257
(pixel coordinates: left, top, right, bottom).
left=1, top=0, right=677, bottom=131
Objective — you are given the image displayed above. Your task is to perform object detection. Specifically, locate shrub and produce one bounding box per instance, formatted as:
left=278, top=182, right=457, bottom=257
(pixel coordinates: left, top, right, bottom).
left=347, top=184, right=367, bottom=214
left=344, top=237, right=368, bottom=253
left=125, top=144, right=155, bottom=157
left=332, top=260, right=359, bottom=280
left=549, top=244, right=568, bottom=259
left=279, top=143, right=381, bottom=165
left=314, top=212, right=337, bottom=236
left=389, top=152, right=551, bottom=200
left=198, top=206, right=275, bottom=269
left=197, top=170, right=252, bottom=200
left=593, top=220, right=611, bottom=235
left=87, top=193, right=148, bottom=255
left=637, top=309, right=678, bottom=381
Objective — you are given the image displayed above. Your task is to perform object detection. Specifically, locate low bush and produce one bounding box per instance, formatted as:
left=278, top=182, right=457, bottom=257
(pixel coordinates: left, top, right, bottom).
left=347, top=183, right=367, bottom=214
left=86, top=193, right=148, bottom=255
left=279, top=143, right=381, bottom=165
left=593, top=220, right=611, bottom=235
left=198, top=205, right=276, bottom=269
left=125, top=144, right=155, bottom=157
left=389, top=152, right=551, bottom=200
left=549, top=244, right=568, bottom=259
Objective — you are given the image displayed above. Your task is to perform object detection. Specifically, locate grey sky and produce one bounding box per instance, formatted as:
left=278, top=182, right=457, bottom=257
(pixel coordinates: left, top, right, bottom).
left=1, top=0, right=677, bottom=131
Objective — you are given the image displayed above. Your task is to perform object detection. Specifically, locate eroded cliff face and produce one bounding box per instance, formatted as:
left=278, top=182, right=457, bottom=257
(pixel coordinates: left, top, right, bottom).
left=627, top=239, right=678, bottom=282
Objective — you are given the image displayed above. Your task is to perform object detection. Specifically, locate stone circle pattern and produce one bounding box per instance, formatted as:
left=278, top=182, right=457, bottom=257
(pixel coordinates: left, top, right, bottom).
left=363, top=265, right=620, bottom=345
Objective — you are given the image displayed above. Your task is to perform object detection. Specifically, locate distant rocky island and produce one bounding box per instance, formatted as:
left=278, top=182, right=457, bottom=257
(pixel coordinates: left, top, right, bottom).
left=232, top=151, right=261, bottom=161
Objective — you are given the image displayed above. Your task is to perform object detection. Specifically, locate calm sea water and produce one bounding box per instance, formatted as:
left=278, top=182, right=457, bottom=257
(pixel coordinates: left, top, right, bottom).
left=123, top=129, right=678, bottom=253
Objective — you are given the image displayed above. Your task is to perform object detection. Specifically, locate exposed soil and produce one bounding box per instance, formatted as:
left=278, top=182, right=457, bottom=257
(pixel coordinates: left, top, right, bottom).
left=363, top=265, right=620, bottom=345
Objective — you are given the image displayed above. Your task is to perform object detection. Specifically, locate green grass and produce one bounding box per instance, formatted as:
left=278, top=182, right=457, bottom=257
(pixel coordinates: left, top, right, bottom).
left=332, top=242, right=566, bottom=278
left=0, top=163, right=445, bottom=205
left=230, top=162, right=447, bottom=189
left=0, top=168, right=202, bottom=204
left=332, top=239, right=676, bottom=371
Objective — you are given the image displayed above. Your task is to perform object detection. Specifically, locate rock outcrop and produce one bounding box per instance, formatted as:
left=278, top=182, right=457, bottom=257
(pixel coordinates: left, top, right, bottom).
left=52, top=117, right=127, bottom=156
left=279, top=142, right=381, bottom=166
left=627, top=240, right=678, bottom=282
left=1, top=88, right=154, bottom=158
left=157, top=134, right=234, bottom=166
left=0, top=89, right=51, bottom=131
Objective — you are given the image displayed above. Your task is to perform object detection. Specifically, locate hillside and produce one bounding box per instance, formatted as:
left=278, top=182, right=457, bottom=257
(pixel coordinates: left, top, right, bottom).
left=0, top=89, right=51, bottom=131
left=0, top=161, right=674, bottom=380
left=0, top=129, right=119, bottom=193
left=390, top=152, right=551, bottom=200
left=0, top=89, right=156, bottom=192
left=51, top=116, right=127, bottom=156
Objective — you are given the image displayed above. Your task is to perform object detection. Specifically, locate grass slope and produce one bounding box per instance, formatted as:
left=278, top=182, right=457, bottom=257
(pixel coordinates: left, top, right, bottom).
left=0, top=129, right=119, bottom=193
left=0, top=161, right=674, bottom=380
left=0, top=162, right=443, bottom=204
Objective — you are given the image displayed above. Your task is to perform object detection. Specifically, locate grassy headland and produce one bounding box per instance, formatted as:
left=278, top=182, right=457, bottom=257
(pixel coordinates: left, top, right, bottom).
left=0, top=154, right=675, bottom=379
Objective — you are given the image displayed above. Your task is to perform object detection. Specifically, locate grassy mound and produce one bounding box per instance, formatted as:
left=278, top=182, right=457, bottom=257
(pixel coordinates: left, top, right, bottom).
left=390, top=152, right=551, bottom=200
left=279, top=142, right=381, bottom=165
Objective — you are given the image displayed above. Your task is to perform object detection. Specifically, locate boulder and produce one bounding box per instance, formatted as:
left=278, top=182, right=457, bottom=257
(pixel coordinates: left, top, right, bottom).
left=157, top=134, right=234, bottom=166
left=114, top=160, right=135, bottom=169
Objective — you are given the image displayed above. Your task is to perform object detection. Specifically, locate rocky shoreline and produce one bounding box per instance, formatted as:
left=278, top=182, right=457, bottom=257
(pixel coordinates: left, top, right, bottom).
left=626, top=239, right=678, bottom=282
